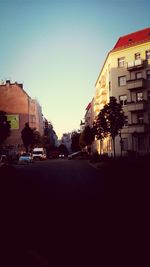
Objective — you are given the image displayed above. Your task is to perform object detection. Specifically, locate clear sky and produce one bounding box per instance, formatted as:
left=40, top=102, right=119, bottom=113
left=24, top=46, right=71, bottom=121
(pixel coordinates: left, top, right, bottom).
left=0, top=0, right=150, bottom=138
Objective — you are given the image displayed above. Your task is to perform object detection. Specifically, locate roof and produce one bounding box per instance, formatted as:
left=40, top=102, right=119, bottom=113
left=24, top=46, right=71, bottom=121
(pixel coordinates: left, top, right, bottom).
left=113, top=27, right=150, bottom=51
left=86, top=102, right=91, bottom=110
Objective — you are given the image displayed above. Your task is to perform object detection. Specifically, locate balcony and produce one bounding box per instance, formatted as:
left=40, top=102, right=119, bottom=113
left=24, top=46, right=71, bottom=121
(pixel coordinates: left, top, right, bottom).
left=95, top=89, right=100, bottom=98
left=127, top=101, right=147, bottom=112
left=127, top=78, right=145, bottom=90
left=128, top=123, right=150, bottom=133
left=101, top=89, right=107, bottom=95
left=99, top=94, right=107, bottom=103
left=127, top=59, right=144, bottom=71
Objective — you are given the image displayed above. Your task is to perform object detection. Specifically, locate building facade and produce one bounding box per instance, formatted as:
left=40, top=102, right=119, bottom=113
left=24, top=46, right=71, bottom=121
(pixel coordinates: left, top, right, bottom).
left=94, top=27, right=150, bottom=156
left=0, top=80, right=44, bottom=147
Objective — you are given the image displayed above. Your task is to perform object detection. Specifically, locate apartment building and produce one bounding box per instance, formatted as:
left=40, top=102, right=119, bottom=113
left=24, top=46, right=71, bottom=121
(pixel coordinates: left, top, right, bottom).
left=0, top=80, right=44, bottom=146
left=94, top=27, right=150, bottom=156
left=84, top=98, right=95, bottom=128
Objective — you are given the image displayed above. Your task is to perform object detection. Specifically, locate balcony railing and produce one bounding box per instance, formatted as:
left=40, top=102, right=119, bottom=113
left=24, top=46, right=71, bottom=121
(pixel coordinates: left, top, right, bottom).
left=101, top=89, right=107, bottom=95
left=128, top=123, right=149, bottom=133
left=127, top=78, right=145, bottom=90
left=95, top=89, right=100, bottom=98
left=127, top=59, right=144, bottom=70
left=127, top=100, right=147, bottom=112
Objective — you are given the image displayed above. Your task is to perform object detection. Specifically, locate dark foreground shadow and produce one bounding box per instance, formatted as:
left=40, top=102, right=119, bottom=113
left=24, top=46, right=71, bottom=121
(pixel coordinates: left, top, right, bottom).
left=0, top=162, right=148, bottom=266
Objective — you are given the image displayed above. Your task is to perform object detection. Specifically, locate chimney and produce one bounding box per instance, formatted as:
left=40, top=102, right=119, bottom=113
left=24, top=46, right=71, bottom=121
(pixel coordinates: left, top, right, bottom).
left=6, top=80, right=10, bottom=85
left=18, top=83, right=23, bottom=89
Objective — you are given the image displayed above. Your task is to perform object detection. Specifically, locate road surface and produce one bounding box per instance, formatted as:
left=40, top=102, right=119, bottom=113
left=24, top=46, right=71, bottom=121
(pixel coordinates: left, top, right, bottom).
left=1, top=158, right=147, bottom=266
left=1, top=159, right=109, bottom=266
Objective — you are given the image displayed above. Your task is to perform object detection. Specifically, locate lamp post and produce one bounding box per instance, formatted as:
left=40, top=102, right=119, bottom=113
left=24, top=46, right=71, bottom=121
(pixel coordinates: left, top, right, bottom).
left=119, top=130, right=123, bottom=157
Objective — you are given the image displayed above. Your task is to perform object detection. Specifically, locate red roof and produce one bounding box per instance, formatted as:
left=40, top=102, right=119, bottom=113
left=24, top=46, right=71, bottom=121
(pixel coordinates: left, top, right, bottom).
left=86, top=102, right=91, bottom=110
left=113, top=27, right=150, bottom=50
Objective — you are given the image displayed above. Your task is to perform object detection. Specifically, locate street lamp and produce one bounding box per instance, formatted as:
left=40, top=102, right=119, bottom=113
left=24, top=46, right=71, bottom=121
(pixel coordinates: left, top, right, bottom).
left=119, top=130, right=123, bottom=157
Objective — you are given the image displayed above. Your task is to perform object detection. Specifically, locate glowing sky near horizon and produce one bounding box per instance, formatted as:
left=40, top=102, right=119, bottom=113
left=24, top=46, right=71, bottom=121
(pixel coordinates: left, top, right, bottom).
left=0, top=0, right=150, bottom=138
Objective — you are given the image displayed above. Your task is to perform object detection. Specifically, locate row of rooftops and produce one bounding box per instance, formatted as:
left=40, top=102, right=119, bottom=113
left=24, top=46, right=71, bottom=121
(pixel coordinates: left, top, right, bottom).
left=0, top=79, right=23, bottom=89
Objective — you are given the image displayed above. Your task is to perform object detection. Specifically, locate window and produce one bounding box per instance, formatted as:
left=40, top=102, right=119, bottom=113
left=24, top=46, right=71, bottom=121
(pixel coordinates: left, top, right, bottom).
left=118, top=76, right=126, bottom=86
left=146, top=50, right=150, bottom=60
left=137, top=113, right=144, bottom=124
left=136, top=72, right=142, bottom=79
left=138, top=135, right=145, bottom=150
left=119, top=95, right=127, bottom=106
left=124, top=116, right=128, bottom=126
left=122, top=138, right=128, bottom=151
left=107, top=139, right=112, bottom=151
left=118, top=57, right=125, bottom=67
left=109, top=81, right=111, bottom=92
left=148, top=91, right=150, bottom=101
left=135, top=53, right=141, bottom=60
left=136, top=92, right=143, bottom=102
left=147, top=70, right=150, bottom=80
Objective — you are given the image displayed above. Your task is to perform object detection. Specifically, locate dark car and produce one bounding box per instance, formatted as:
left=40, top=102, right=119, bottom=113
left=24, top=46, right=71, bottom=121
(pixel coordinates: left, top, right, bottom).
left=68, top=151, right=89, bottom=160
left=59, top=153, right=65, bottom=158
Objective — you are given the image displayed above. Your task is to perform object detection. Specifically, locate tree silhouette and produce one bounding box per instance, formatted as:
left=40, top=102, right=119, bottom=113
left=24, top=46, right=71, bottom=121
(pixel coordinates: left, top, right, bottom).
left=58, top=144, right=68, bottom=156
left=21, top=123, right=34, bottom=152
left=79, top=126, right=95, bottom=149
left=71, top=131, right=81, bottom=152
left=93, top=117, right=107, bottom=155
left=0, top=111, right=10, bottom=146
left=32, top=129, right=42, bottom=146
left=96, top=97, right=125, bottom=157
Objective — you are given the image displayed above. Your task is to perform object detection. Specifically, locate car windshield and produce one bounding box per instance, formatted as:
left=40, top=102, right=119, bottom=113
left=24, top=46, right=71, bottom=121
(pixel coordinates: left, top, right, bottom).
left=22, top=153, right=30, bottom=157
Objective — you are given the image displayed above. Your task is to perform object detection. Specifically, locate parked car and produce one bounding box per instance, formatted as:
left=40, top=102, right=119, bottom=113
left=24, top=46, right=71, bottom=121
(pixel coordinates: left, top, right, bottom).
left=68, top=151, right=89, bottom=160
left=0, top=154, right=7, bottom=163
left=18, top=152, right=33, bottom=164
left=32, top=148, right=47, bottom=161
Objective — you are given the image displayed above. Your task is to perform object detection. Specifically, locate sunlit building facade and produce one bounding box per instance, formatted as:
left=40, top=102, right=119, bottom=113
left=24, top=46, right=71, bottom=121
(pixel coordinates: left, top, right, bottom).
left=0, top=80, right=44, bottom=146
left=94, top=27, right=150, bottom=156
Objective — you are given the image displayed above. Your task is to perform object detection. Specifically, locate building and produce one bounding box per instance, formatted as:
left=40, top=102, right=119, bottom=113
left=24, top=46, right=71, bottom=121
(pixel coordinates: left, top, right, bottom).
left=84, top=98, right=95, bottom=128
left=60, top=133, right=72, bottom=153
left=94, top=27, right=150, bottom=156
left=0, top=80, right=44, bottom=147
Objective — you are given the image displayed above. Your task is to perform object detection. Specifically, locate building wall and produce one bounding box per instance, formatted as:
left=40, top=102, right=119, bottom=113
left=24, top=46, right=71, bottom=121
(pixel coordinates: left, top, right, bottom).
left=0, top=81, right=43, bottom=146
left=93, top=40, right=150, bottom=156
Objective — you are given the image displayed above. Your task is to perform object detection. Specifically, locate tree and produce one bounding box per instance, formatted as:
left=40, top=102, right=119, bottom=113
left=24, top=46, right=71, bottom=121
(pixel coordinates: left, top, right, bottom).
left=71, top=131, right=81, bottom=152
left=32, top=129, right=42, bottom=146
left=96, top=97, right=125, bottom=157
left=79, top=126, right=95, bottom=150
left=0, top=111, right=10, bottom=146
left=93, top=117, right=107, bottom=155
left=58, top=144, right=68, bottom=156
left=21, top=123, right=34, bottom=152
left=43, top=120, right=58, bottom=156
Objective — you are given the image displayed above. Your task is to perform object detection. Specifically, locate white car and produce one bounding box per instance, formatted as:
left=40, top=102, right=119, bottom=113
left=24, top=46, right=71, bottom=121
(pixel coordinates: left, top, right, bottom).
left=18, top=153, right=33, bottom=164
left=32, top=148, right=47, bottom=160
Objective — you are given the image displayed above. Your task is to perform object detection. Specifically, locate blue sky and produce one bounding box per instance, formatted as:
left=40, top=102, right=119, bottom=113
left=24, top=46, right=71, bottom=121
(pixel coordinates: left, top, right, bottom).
left=0, top=0, right=150, bottom=138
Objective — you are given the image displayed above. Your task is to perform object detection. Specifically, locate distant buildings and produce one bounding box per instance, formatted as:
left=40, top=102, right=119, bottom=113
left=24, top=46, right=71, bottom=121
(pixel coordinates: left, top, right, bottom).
left=0, top=80, right=44, bottom=147
left=83, top=27, right=150, bottom=156
left=60, top=133, right=72, bottom=153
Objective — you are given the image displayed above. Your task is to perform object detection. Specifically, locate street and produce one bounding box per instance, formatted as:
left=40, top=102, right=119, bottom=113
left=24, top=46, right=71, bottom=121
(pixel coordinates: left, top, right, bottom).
left=1, top=159, right=109, bottom=266
left=0, top=158, right=148, bottom=266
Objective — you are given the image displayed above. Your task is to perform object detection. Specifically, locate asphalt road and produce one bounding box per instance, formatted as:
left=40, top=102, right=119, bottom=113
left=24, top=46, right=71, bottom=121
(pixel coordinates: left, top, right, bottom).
left=1, top=158, right=147, bottom=266
left=1, top=159, right=109, bottom=266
